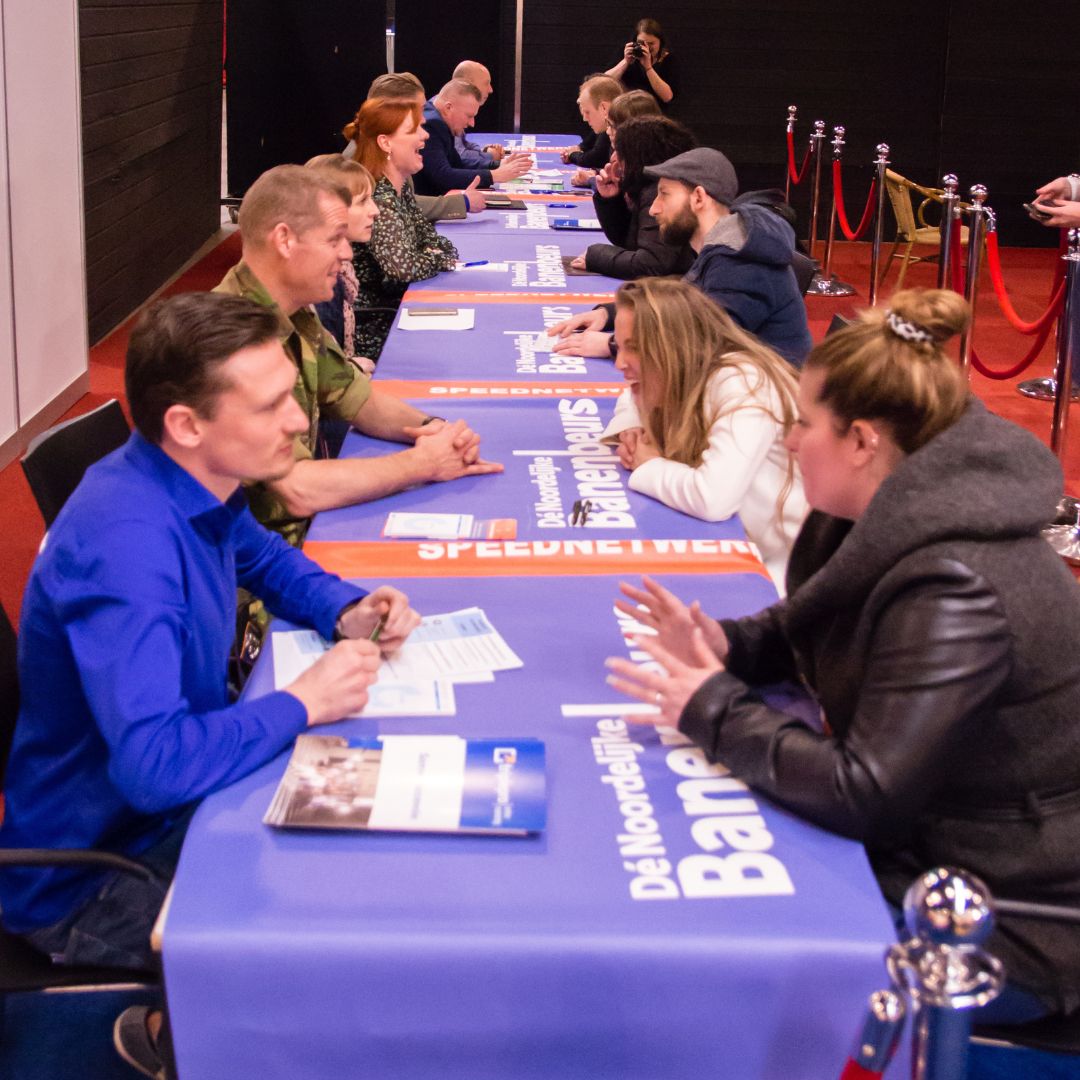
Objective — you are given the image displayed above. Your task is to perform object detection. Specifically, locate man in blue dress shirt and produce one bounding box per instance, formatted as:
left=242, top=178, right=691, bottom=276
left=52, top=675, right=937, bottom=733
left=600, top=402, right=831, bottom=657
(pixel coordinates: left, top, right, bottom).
left=0, top=292, right=419, bottom=972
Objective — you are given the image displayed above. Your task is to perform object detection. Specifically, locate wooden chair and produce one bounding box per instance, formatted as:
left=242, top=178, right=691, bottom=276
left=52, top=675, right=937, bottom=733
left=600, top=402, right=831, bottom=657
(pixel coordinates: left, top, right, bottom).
left=880, top=169, right=970, bottom=290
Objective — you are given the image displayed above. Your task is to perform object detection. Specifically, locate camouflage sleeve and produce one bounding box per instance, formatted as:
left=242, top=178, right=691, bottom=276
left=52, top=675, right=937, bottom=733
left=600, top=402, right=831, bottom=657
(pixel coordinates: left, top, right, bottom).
left=317, top=336, right=372, bottom=423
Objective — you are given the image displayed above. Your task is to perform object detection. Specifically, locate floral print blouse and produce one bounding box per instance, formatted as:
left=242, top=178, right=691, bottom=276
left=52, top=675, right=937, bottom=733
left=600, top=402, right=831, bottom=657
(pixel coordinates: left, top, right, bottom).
left=351, top=176, right=458, bottom=361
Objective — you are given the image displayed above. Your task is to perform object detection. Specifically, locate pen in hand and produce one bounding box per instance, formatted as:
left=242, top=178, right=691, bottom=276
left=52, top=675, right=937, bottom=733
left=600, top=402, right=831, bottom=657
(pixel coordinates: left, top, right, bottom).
left=369, top=611, right=389, bottom=643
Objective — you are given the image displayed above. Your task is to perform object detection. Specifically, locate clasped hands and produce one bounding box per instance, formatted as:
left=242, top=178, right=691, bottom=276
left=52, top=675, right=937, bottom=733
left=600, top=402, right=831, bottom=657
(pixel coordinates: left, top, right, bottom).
left=605, top=576, right=728, bottom=727
left=402, top=417, right=504, bottom=481
left=615, top=426, right=660, bottom=470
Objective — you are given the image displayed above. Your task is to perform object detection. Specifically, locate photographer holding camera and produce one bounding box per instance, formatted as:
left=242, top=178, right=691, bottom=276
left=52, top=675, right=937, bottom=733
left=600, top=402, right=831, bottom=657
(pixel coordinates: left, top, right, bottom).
left=605, top=18, right=678, bottom=109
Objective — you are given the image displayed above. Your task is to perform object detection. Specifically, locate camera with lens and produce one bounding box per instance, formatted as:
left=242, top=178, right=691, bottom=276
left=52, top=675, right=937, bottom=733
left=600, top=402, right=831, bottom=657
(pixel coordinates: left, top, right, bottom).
left=630, top=41, right=644, bottom=59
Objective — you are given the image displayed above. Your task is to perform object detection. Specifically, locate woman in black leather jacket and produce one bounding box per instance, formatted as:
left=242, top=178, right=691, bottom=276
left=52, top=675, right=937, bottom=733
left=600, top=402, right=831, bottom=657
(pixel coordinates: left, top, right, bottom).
left=607, top=288, right=1080, bottom=1022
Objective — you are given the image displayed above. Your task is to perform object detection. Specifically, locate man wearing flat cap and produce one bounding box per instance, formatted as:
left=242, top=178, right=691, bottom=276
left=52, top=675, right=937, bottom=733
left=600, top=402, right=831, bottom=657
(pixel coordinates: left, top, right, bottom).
left=551, top=147, right=812, bottom=366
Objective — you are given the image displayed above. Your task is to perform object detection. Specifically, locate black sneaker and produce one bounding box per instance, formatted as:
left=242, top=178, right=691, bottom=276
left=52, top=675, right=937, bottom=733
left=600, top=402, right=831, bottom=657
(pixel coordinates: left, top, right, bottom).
left=112, top=1006, right=165, bottom=1079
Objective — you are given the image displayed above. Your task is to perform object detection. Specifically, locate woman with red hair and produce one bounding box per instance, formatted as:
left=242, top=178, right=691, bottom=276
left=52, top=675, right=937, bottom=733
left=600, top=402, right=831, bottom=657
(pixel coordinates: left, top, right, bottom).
left=348, top=98, right=457, bottom=361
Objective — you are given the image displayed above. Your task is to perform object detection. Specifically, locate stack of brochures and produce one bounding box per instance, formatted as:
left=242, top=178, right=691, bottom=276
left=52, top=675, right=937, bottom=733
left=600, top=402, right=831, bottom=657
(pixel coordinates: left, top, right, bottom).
left=264, top=733, right=546, bottom=835
left=272, top=607, right=523, bottom=718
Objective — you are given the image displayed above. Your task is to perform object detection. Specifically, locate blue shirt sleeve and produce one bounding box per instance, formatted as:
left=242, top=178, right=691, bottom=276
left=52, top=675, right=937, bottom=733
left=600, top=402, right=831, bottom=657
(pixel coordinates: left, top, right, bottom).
left=233, top=508, right=366, bottom=641
left=53, top=518, right=312, bottom=815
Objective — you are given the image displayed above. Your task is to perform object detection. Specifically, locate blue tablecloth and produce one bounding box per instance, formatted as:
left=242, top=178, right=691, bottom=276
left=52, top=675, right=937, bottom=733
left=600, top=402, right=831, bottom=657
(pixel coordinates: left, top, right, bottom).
left=377, top=300, right=617, bottom=384
left=163, top=572, right=897, bottom=1080
left=160, top=131, right=904, bottom=1080
left=308, top=396, right=748, bottom=545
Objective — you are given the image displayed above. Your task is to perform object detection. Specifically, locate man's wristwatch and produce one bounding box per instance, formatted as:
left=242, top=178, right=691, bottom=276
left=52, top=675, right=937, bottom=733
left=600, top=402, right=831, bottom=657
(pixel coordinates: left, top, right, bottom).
left=333, top=599, right=363, bottom=642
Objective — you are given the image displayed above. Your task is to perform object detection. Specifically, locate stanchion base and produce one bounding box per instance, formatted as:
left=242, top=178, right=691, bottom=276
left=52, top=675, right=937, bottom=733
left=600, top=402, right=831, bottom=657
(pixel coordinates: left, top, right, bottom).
left=1017, top=377, right=1080, bottom=403
left=805, top=273, right=858, bottom=297
left=1042, top=523, right=1080, bottom=566
left=1054, top=497, right=1080, bottom=525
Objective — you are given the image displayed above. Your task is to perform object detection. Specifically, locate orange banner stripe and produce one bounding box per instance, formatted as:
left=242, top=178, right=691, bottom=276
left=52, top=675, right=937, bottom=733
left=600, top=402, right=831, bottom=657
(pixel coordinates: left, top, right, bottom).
left=303, top=539, right=770, bottom=581
left=401, top=290, right=614, bottom=305
left=373, top=380, right=623, bottom=399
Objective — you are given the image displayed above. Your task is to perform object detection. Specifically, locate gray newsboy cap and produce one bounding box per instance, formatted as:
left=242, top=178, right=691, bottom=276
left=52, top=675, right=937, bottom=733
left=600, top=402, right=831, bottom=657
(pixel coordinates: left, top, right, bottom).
left=644, top=148, right=738, bottom=206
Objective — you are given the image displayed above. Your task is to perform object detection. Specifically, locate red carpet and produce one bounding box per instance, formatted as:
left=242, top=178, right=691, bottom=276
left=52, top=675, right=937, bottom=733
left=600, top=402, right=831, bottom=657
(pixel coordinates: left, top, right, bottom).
left=0, top=233, right=1075, bottom=622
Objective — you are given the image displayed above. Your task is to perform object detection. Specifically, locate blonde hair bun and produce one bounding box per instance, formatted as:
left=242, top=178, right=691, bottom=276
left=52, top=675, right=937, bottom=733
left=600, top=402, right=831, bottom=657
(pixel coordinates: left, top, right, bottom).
left=888, top=288, right=970, bottom=346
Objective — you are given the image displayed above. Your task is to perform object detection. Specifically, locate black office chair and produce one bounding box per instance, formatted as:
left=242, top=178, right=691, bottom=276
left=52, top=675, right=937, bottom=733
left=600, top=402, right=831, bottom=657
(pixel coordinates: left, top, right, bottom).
left=826, top=313, right=855, bottom=337
left=20, top=399, right=130, bottom=528
left=0, top=601, right=169, bottom=1070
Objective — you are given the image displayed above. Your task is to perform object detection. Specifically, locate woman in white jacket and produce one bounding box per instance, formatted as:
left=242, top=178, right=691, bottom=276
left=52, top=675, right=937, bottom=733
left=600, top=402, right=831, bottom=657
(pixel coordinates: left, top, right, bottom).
left=602, top=277, right=807, bottom=591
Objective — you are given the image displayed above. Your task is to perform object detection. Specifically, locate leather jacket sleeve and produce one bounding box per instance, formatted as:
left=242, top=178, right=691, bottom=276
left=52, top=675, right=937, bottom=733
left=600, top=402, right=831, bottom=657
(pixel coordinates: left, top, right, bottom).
left=680, top=559, right=1013, bottom=843
left=719, top=603, right=798, bottom=685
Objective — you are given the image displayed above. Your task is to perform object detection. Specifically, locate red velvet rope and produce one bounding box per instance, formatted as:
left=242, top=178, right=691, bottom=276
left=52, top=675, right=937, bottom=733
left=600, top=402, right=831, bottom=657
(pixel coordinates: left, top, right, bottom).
left=984, top=229, right=1067, bottom=335
left=951, top=225, right=1066, bottom=380
left=786, top=130, right=812, bottom=185
left=970, top=317, right=1058, bottom=380
left=832, top=159, right=877, bottom=241
left=838, top=1061, right=883, bottom=1080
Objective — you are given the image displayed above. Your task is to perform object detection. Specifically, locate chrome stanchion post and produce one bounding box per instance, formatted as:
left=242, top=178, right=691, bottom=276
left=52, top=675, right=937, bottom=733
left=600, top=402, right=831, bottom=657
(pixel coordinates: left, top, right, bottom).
left=845, top=990, right=906, bottom=1076
left=784, top=105, right=797, bottom=202
left=806, top=126, right=857, bottom=296
left=1041, top=229, right=1080, bottom=563
left=885, top=868, right=1004, bottom=1080
left=868, top=143, right=890, bottom=306
left=937, top=174, right=960, bottom=291
left=958, top=185, right=988, bottom=377
left=806, top=120, right=826, bottom=259
left=1019, top=228, right=1080, bottom=405
left=1049, top=227, right=1080, bottom=457
left=822, top=126, right=843, bottom=277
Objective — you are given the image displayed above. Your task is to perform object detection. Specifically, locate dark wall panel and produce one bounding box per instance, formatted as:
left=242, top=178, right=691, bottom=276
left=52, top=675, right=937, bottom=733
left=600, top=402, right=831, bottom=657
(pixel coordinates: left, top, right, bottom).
left=223, top=1, right=1079, bottom=245
left=226, top=0, right=503, bottom=195
left=939, top=1, right=1080, bottom=247
left=80, top=0, right=223, bottom=342
left=519, top=0, right=1078, bottom=245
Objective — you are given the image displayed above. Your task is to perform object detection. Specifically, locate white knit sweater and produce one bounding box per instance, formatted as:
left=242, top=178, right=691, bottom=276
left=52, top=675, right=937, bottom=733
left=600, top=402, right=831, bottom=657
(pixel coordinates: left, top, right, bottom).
left=602, top=360, right=808, bottom=593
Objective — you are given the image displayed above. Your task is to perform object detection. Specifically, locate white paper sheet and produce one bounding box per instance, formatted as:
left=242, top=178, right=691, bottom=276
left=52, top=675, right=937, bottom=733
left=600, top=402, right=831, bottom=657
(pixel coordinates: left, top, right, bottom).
left=271, top=630, right=457, bottom=717
left=455, top=261, right=509, bottom=272
left=384, top=512, right=475, bottom=540
left=380, top=607, right=523, bottom=683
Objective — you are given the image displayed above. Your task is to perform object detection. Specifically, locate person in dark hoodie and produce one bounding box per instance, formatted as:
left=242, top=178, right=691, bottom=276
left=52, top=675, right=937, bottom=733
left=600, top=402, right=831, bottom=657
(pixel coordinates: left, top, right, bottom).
left=607, top=288, right=1080, bottom=1026
left=550, top=147, right=812, bottom=365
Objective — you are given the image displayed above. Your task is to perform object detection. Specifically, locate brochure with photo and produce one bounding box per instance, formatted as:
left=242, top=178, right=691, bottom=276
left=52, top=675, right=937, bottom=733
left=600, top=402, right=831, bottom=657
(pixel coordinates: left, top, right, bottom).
left=264, top=734, right=546, bottom=835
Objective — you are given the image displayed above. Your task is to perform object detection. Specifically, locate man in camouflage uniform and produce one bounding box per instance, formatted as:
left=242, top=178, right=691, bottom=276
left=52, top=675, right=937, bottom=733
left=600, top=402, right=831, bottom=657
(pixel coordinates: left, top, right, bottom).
left=214, top=165, right=501, bottom=655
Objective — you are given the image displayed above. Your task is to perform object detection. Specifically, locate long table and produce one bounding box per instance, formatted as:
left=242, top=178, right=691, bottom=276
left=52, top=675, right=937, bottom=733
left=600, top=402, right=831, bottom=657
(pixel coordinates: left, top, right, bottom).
left=161, top=134, right=904, bottom=1080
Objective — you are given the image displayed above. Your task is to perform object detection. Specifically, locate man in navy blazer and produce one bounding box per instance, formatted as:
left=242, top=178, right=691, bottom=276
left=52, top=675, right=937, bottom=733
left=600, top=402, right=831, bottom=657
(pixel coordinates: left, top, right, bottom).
left=415, top=79, right=532, bottom=196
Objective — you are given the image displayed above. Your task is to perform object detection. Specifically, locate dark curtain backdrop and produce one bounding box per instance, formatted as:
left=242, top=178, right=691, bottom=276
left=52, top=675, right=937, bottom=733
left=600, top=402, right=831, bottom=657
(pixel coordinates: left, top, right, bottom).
left=520, top=0, right=1078, bottom=246
left=226, top=0, right=508, bottom=193
left=70, top=2, right=1079, bottom=396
